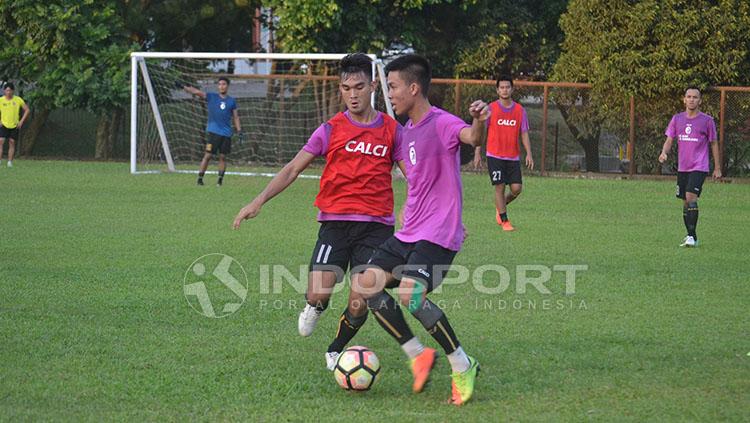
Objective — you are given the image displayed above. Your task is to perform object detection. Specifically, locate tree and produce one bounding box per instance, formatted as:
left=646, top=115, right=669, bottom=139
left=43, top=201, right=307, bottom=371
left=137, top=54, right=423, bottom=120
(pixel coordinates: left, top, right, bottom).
left=0, top=0, right=134, bottom=158
left=553, top=0, right=750, bottom=173
left=264, top=0, right=566, bottom=79
left=119, top=0, right=259, bottom=52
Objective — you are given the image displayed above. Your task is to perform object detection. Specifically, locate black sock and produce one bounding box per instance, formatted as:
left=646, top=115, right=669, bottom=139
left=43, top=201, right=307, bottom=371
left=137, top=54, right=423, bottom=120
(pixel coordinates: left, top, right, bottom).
left=686, top=201, right=699, bottom=239
left=366, top=292, right=414, bottom=345
left=218, top=170, right=225, bottom=184
left=305, top=295, right=328, bottom=312
left=500, top=212, right=508, bottom=222
left=682, top=205, right=688, bottom=233
left=425, top=313, right=461, bottom=355
left=198, top=171, right=205, bottom=178
left=327, top=309, right=368, bottom=353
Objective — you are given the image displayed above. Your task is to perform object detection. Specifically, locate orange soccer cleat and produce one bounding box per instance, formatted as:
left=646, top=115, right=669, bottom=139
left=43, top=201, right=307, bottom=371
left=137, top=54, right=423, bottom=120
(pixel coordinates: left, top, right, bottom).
left=410, top=347, right=437, bottom=393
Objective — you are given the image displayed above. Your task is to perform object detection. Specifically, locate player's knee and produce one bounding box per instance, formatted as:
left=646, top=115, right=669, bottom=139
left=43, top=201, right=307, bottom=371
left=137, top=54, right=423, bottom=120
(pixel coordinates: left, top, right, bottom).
left=511, top=185, right=522, bottom=196
left=397, top=279, right=426, bottom=311
left=8, top=139, right=15, bottom=146
left=355, top=268, right=386, bottom=299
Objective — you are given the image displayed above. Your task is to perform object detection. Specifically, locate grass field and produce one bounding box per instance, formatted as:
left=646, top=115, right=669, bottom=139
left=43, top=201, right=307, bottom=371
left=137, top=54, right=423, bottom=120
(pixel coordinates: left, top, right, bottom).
left=1, top=160, right=749, bottom=421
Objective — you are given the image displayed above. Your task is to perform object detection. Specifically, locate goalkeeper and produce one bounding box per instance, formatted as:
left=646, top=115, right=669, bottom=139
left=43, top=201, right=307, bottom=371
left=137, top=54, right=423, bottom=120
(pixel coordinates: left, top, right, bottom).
left=183, top=77, right=241, bottom=186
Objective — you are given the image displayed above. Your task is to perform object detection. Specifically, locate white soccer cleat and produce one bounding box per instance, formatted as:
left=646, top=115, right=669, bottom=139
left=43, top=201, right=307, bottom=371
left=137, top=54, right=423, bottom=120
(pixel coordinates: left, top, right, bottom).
left=298, top=303, right=323, bottom=337
left=7, top=161, right=12, bottom=168
left=325, top=351, right=340, bottom=371
left=680, top=236, right=696, bottom=247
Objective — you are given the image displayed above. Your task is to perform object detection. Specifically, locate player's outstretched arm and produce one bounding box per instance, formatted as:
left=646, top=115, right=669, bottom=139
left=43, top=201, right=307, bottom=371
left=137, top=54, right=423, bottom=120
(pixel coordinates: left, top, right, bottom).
left=183, top=85, right=206, bottom=99
left=233, top=150, right=316, bottom=229
left=459, top=100, right=490, bottom=146
left=659, top=137, right=673, bottom=163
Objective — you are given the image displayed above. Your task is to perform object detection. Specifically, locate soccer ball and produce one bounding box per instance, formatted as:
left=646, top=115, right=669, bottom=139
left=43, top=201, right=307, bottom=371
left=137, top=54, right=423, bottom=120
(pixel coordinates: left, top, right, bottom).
left=333, top=346, right=380, bottom=391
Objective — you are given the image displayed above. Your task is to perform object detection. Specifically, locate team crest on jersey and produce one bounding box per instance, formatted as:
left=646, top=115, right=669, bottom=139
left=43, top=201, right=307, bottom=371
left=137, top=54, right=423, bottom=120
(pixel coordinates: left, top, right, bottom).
left=220, top=102, right=226, bottom=110
left=685, top=126, right=692, bottom=135
left=497, top=119, right=517, bottom=126
left=409, top=143, right=417, bottom=165
left=345, top=140, right=388, bottom=157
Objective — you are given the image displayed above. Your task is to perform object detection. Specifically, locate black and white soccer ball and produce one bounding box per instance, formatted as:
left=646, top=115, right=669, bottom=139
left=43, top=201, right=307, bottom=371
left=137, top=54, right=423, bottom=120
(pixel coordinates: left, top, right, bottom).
left=333, top=346, right=381, bottom=391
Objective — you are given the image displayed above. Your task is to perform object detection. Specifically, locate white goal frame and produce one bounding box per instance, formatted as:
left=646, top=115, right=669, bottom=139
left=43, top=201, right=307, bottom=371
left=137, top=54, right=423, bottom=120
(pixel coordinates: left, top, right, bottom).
left=129, top=52, right=392, bottom=176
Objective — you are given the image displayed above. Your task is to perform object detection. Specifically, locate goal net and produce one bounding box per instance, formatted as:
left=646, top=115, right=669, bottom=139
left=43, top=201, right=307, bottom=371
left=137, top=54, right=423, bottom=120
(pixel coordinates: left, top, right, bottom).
left=129, top=52, right=391, bottom=175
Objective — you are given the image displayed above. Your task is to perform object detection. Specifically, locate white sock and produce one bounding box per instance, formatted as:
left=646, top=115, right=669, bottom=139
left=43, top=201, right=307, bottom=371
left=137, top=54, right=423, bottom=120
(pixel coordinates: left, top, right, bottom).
left=401, top=337, right=425, bottom=359
left=447, top=346, right=470, bottom=373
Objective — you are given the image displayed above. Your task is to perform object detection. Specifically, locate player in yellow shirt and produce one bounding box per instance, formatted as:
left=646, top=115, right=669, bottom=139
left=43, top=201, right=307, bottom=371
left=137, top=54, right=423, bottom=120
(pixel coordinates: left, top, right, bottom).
left=0, top=83, right=31, bottom=167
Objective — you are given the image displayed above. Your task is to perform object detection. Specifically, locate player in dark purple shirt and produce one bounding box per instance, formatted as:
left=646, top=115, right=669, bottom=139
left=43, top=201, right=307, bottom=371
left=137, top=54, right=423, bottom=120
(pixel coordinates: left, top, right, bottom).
left=659, top=87, right=721, bottom=247
left=353, top=55, right=488, bottom=406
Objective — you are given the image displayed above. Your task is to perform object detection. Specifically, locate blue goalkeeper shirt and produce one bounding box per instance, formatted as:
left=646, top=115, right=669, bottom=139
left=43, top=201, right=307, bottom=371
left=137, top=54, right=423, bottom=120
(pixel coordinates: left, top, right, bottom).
left=206, top=92, right=237, bottom=137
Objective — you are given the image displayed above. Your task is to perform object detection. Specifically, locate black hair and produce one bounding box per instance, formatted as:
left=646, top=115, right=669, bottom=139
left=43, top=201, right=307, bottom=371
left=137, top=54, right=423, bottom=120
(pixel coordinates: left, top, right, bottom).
left=685, top=86, right=701, bottom=97
left=340, top=53, right=373, bottom=80
left=3, top=82, right=14, bottom=90
left=495, top=75, right=513, bottom=88
left=218, top=77, right=230, bottom=85
left=384, top=54, right=431, bottom=97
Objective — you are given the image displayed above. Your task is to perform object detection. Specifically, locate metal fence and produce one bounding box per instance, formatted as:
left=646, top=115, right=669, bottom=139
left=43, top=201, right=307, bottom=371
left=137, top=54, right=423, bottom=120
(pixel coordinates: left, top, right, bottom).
left=430, top=79, right=750, bottom=177
left=24, top=79, right=750, bottom=177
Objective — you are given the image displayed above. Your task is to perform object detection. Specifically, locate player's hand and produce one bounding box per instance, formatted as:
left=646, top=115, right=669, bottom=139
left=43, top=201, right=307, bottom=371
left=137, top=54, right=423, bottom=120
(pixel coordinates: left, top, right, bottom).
left=472, top=153, right=482, bottom=170
left=17, top=121, right=24, bottom=129
left=658, top=152, right=667, bottom=163
left=469, top=100, right=490, bottom=121
left=233, top=202, right=262, bottom=229
left=525, top=155, right=534, bottom=170
left=713, top=168, right=722, bottom=180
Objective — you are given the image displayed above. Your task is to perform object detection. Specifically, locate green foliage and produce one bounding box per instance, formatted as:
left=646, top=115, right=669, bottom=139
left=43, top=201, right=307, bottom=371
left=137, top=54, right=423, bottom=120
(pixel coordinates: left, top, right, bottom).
left=263, top=0, right=341, bottom=52
left=554, top=0, right=750, bottom=172
left=264, top=0, right=564, bottom=78
left=119, top=0, right=259, bottom=52
left=0, top=0, right=134, bottom=112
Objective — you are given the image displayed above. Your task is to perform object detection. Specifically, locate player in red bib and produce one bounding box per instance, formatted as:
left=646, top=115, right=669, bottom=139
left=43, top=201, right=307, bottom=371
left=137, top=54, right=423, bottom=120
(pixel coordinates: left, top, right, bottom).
left=475, top=75, right=534, bottom=231
left=233, top=54, right=406, bottom=371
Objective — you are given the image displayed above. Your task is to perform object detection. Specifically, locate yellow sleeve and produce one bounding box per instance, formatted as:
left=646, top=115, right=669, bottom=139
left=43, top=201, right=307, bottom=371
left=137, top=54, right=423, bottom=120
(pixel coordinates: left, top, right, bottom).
left=17, top=97, right=25, bottom=107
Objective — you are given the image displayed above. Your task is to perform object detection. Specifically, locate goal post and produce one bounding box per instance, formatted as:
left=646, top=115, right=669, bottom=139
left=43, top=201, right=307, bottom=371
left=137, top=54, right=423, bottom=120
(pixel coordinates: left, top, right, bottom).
left=129, top=52, right=392, bottom=175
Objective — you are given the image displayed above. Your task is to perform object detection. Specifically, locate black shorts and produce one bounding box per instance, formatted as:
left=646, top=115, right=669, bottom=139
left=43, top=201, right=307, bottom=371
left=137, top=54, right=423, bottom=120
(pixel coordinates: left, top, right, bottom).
left=487, top=157, right=522, bottom=185
left=367, top=236, right=457, bottom=293
left=309, top=221, right=394, bottom=282
left=205, top=132, right=232, bottom=155
left=676, top=171, right=707, bottom=199
left=0, top=125, right=19, bottom=140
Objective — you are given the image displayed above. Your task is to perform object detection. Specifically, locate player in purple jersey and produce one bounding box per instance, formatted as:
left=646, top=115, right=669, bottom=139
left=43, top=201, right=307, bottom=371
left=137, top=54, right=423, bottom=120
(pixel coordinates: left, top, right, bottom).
left=233, top=54, right=407, bottom=371
left=352, top=54, right=488, bottom=406
left=659, top=87, right=721, bottom=247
